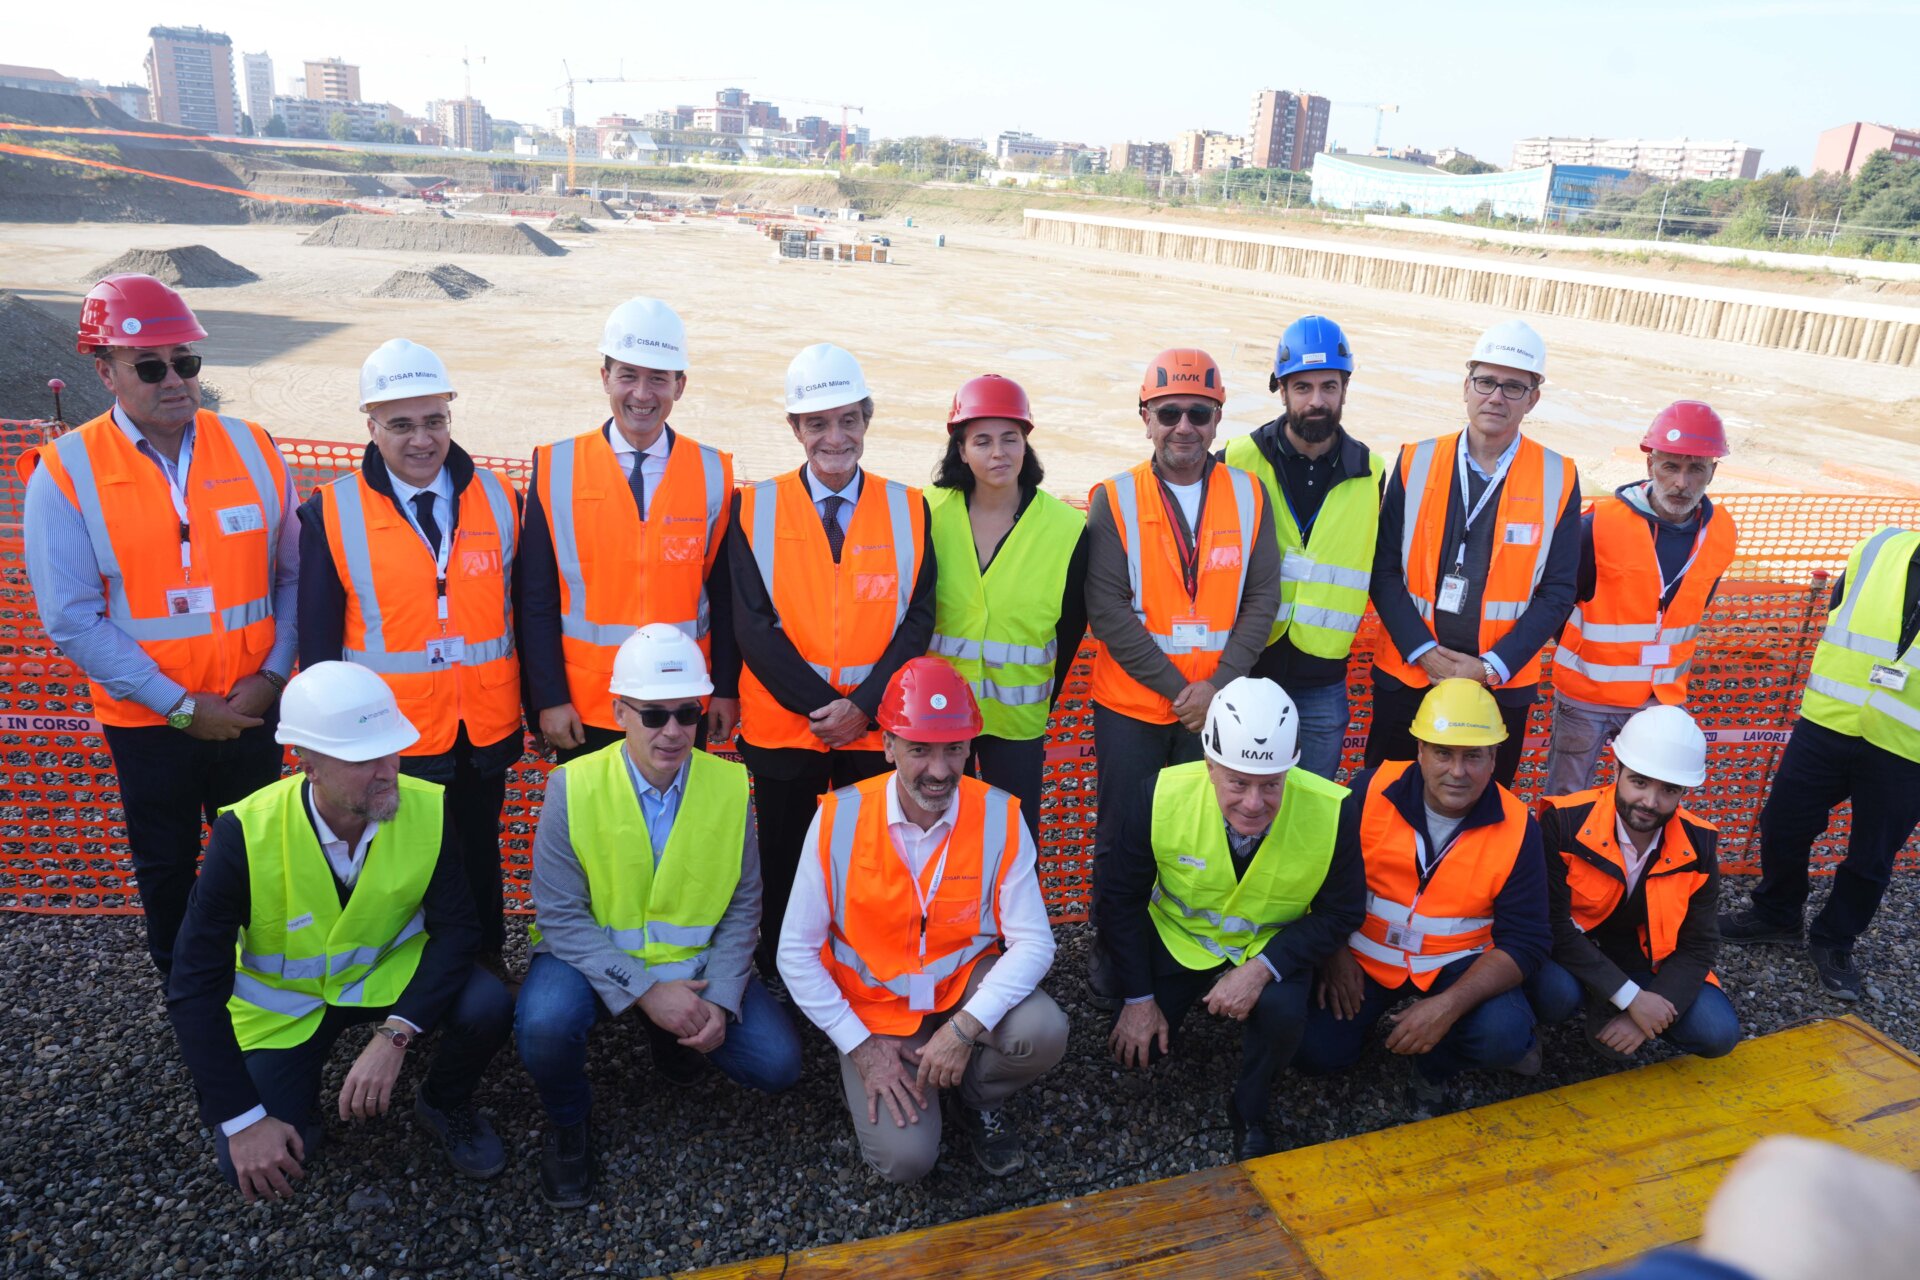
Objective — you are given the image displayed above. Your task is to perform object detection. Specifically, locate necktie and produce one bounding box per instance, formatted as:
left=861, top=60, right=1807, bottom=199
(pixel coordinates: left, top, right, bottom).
left=628, top=452, right=647, bottom=521
left=410, top=492, right=443, bottom=558
left=820, top=495, right=845, bottom=563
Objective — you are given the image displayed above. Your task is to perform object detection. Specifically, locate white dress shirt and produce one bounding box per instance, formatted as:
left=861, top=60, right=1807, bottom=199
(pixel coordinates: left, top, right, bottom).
left=777, top=775, right=1057, bottom=1054
left=608, top=422, right=671, bottom=512
left=386, top=465, right=453, bottom=554
left=1607, top=817, right=1664, bottom=1010
left=801, top=465, right=861, bottom=537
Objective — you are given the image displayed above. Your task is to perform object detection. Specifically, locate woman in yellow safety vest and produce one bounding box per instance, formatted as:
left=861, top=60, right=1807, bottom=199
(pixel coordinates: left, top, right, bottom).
left=927, top=374, right=1088, bottom=845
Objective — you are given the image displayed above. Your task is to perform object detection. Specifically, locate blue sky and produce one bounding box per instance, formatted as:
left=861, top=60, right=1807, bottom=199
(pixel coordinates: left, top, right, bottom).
left=17, top=0, right=1920, bottom=171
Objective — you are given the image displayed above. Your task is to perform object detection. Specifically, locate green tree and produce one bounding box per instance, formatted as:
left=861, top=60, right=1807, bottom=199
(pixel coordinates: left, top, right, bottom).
left=1442, top=154, right=1498, bottom=175
left=326, top=113, right=353, bottom=142
left=264, top=114, right=287, bottom=138
left=240, top=112, right=254, bottom=137
left=1843, top=150, right=1901, bottom=219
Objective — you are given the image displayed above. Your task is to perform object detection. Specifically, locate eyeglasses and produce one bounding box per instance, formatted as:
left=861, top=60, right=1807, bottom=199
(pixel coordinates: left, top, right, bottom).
left=628, top=702, right=703, bottom=729
left=1152, top=405, right=1217, bottom=427
left=1468, top=375, right=1535, bottom=401
left=373, top=416, right=452, bottom=437
left=112, top=354, right=202, bottom=384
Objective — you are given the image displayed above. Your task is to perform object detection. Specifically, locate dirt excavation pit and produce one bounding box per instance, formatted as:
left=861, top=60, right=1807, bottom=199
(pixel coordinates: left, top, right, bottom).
left=369, top=263, right=493, bottom=300
left=86, top=245, right=258, bottom=288
left=303, top=216, right=566, bottom=257
left=0, top=291, right=113, bottom=423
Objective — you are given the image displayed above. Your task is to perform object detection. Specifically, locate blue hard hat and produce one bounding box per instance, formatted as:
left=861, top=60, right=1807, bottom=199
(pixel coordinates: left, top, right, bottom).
left=1271, top=316, right=1354, bottom=385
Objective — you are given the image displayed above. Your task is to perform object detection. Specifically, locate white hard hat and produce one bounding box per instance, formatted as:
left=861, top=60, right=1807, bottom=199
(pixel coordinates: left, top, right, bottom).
left=1202, top=677, right=1300, bottom=776
left=610, top=622, right=713, bottom=702
left=784, top=342, right=870, bottom=415
left=360, top=339, right=457, bottom=413
left=1611, top=704, right=1707, bottom=789
left=600, top=296, right=688, bottom=370
left=1468, top=319, right=1547, bottom=380
left=276, top=660, right=420, bottom=761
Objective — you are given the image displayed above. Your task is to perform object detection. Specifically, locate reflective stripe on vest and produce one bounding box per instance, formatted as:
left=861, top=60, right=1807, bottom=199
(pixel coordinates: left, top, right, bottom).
left=1803, top=526, right=1920, bottom=761
left=1111, top=466, right=1255, bottom=654
left=1546, top=786, right=1716, bottom=979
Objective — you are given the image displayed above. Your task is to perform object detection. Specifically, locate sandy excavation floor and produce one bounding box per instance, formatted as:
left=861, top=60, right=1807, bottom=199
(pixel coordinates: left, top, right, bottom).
left=4, top=212, right=1918, bottom=498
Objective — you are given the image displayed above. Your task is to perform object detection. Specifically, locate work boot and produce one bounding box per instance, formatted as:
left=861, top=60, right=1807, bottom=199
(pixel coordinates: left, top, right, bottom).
left=1085, top=947, right=1122, bottom=1013
left=539, top=1119, right=596, bottom=1208
left=1718, top=906, right=1804, bottom=947
left=1582, top=1003, right=1636, bottom=1062
left=1508, top=1036, right=1545, bottom=1076
left=949, top=1095, right=1026, bottom=1177
left=650, top=1037, right=706, bottom=1088
left=1403, top=1059, right=1455, bottom=1120
left=1230, top=1109, right=1276, bottom=1161
left=413, top=1083, right=506, bottom=1179
left=1809, top=944, right=1864, bottom=1002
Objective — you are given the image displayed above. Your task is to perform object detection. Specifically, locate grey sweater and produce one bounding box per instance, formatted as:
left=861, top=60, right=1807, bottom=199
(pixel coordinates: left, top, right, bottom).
left=529, top=763, right=762, bottom=1018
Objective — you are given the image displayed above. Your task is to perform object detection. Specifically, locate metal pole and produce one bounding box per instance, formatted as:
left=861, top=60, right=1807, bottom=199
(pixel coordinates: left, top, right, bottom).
left=1655, top=188, right=1669, bottom=241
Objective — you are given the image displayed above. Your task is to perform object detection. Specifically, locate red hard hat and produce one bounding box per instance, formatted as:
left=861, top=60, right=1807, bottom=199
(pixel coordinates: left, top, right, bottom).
left=1140, top=348, right=1224, bottom=405
left=1640, top=401, right=1728, bottom=458
left=947, top=374, right=1033, bottom=433
left=877, top=657, right=982, bottom=743
left=76, top=274, right=208, bottom=354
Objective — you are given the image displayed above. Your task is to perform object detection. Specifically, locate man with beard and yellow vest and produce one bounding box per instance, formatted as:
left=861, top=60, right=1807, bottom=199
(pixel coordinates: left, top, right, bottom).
left=516, top=625, right=801, bottom=1208
left=1104, top=677, right=1366, bottom=1160
left=166, top=663, right=513, bottom=1202
left=1221, top=316, right=1384, bottom=779
left=1529, top=705, right=1740, bottom=1060
left=299, top=340, right=523, bottom=961
left=1722, top=526, right=1920, bottom=1003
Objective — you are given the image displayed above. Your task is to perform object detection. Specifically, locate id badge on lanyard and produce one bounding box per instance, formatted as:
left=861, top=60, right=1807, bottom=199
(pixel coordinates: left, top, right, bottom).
left=1442, top=442, right=1513, bottom=616
left=908, top=831, right=954, bottom=1011
left=422, top=500, right=463, bottom=663
left=1647, top=516, right=1711, bottom=667
left=161, top=454, right=206, bottom=609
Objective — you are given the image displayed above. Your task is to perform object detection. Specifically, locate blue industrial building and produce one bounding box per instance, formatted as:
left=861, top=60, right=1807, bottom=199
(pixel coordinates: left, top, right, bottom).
left=1310, top=153, right=1633, bottom=224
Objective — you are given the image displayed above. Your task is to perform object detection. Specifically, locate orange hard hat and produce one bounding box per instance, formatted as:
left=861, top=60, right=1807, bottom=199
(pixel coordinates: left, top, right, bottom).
left=1640, top=401, right=1728, bottom=458
left=76, top=274, right=207, bottom=354
left=877, top=657, right=982, bottom=743
left=1139, top=348, right=1224, bottom=405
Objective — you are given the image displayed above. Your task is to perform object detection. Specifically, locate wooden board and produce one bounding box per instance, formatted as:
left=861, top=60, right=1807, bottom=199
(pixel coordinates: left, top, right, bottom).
left=1248, top=1017, right=1920, bottom=1280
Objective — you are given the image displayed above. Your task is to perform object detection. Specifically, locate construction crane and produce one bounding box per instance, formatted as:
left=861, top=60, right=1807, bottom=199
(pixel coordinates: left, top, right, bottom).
left=555, top=67, right=749, bottom=190
left=771, top=95, right=866, bottom=169
left=1335, top=101, right=1400, bottom=153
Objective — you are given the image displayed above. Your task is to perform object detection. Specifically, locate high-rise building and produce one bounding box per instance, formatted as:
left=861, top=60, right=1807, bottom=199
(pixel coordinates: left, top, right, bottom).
left=1108, top=140, right=1173, bottom=177
left=302, top=58, right=360, bottom=103
left=1203, top=134, right=1245, bottom=171
left=433, top=97, right=490, bottom=150
left=242, top=53, right=273, bottom=130
left=1511, top=137, right=1761, bottom=181
left=144, top=25, right=239, bottom=134
left=1814, top=121, right=1920, bottom=176
left=1247, top=89, right=1329, bottom=170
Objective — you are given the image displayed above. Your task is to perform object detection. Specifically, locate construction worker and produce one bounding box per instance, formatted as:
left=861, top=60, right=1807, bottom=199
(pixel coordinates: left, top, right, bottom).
left=1085, top=348, right=1281, bottom=1008
left=927, top=373, right=1088, bottom=843
left=165, top=662, right=514, bottom=1200
left=1221, top=316, right=1385, bottom=778
left=1367, top=320, right=1581, bottom=789
left=298, top=340, right=523, bottom=962
left=519, top=297, right=737, bottom=763
left=1295, top=679, right=1550, bottom=1117
left=20, top=274, right=299, bottom=976
left=1544, top=402, right=1736, bottom=795
left=516, top=625, right=800, bottom=1207
left=1104, top=678, right=1366, bottom=1160
left=731, top=343, right=936, bottom=977
left=1721, top=526, right=1920, bottom=1002
left=1530, top=705, right=1740, bottom=1060
left=778, top=658, right=1066, bottom=1183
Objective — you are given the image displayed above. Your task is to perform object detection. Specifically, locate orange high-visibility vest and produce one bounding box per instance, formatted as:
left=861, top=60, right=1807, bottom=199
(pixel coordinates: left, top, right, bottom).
left=19, top=408, right=287, bottom=728
left=1374, top=432, right=1576, bottom=690
left=817, top=773, right=1019, bottom=1037
left=1088, top=460, right=1262, bottom=724
left=737, top=469, right=926, bottom=753
left=1349, top=759, right=1529, bottom=990
left=317, top=467, right=522, bottom=755
left=533, top=426, right=732, bottom=730
left=1552, top=496, right=1737, bottom=708
left=1542, top=786, right=1720, bottom=986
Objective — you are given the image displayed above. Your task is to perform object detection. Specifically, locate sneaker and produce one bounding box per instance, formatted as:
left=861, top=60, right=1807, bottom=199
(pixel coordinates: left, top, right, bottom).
left=538, top=1120, right=596, bottom=1208
left=1718, top=907, right=1804, bottom=947
left=413, top=1083, right=506, bottom=1180
left=950, top=1097, right=1026, bottom=1177
left=1508, top=1038, right=1544, bottom=1077
left=1404, top=1059, right=1456, bottom=1120
left=1809, top=944, right=1864, bottom=1002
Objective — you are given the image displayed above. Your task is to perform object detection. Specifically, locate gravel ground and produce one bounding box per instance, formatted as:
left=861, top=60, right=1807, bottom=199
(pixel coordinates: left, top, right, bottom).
left=5, top=880, right=1918, bottom=1280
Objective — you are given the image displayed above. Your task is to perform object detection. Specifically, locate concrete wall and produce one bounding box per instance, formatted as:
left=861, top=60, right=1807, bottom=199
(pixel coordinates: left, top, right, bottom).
left=1022, top=209, right=1920, bottom=367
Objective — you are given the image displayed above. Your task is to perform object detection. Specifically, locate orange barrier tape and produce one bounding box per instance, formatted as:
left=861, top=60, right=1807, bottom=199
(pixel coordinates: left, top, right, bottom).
left=0, top=122, right=360, bottom=151
left=0, top=143, right=392, bottom=214
left=2, top=422, right=1916, bottom=919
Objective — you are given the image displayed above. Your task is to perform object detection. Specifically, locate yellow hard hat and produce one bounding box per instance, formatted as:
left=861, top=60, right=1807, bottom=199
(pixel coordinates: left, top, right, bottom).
left=1409, top=678, right=1508, bottom=746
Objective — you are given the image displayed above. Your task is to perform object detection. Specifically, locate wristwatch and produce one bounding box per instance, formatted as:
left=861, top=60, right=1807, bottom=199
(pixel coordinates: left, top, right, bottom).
left=1480, top=659, right=1500, bottom=688
left=374, top=1024, right=413, bottom=1051
left=166, top=695, right=197, bottom=731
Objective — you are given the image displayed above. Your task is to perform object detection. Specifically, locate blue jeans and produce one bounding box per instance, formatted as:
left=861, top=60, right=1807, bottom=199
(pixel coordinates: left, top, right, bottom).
left=1293, top=955, right=1537, bottom=1083
left=1526, top=959, right=1740, bottom=1059
left=1283, top=679, right=1351, bottom=782
left=515, top=952, right=802, bottom=1125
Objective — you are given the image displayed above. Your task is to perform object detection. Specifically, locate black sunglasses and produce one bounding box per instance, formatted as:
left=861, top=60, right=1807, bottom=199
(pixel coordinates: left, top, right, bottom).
left=630, top=702, right=703, bottom=729
left=1153, top=404, right=1217, bottom=427
left=113, top=354, right=203, bottom=384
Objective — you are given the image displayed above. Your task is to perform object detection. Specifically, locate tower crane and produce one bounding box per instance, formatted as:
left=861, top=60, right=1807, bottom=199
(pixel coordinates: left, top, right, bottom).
left=769, top=95, right=866, bottom=168
left=1335, top=101, right=1400, bottom=152
left=555, top=67, right=749, bottom=190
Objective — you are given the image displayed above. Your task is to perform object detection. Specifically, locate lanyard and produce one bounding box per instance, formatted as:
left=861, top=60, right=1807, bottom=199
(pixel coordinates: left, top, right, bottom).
left=1453, top=438, right=1516, bottom=571
left=1154, top=474, right=1204, bottom=598
left=401, top=487, right=454, bottom=625
left=155, top=452, right=194, bottom=577
left=899, top=820, right=956, bottom=967
left=1656, top=513, right=1712, bottom=605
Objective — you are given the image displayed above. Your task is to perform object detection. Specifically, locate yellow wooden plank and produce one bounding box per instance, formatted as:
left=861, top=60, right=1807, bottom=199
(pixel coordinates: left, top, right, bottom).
left=1246, top=1017, right=1920, bottom=1280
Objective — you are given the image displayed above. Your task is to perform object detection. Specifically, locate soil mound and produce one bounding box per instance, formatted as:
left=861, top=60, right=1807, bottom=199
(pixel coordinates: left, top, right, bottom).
left=303, top=216, right=565, bottom=256
left=0, top=291, right=113, bottom=423
left=86, top=245, right=258, bottom=288
left=369, top=263, right=493, bottom=300
left=547, top=212, right=595, bottom=233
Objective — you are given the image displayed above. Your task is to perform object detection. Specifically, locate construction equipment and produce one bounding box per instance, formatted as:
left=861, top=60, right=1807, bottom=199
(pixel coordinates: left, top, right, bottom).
left=1335, top=100, right=1400, bottom=152
left=554, top=68, right=750, bottom=191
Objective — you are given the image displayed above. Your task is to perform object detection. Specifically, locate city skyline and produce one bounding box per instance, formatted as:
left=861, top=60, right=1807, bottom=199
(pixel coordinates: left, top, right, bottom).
left=15, top=0, right=1920, bottom=171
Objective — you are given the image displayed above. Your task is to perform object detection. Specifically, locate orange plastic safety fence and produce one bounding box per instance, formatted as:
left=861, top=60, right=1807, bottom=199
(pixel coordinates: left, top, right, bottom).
left=2, top=426, right=1916, bottom=921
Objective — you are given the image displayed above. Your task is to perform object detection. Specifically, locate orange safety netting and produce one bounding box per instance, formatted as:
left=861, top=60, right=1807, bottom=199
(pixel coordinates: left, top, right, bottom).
left=0, top=142, right=392, bottom=215
left=2, top=422, right=1916, bottom=921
